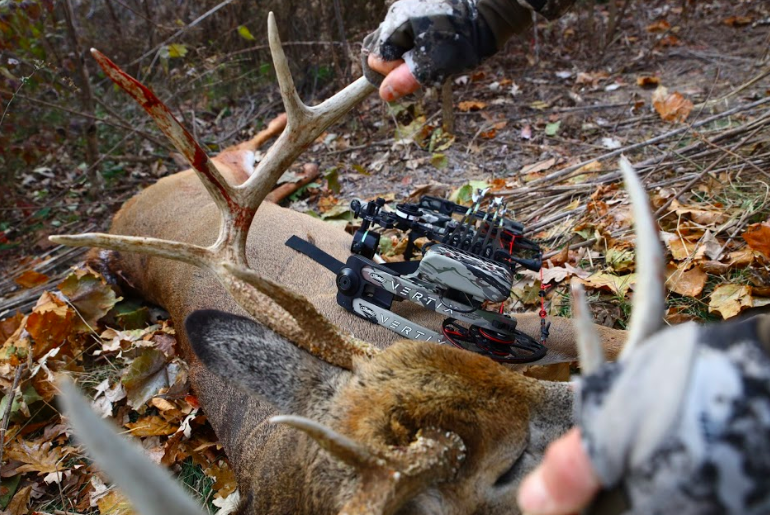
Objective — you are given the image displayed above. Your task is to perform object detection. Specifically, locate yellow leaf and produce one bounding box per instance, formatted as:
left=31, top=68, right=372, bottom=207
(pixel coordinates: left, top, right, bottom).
left=6, top=441, right=76, bottom=475
left=578, top=272, right=637, bottom=297
left=166, top=44, right=187, bottom=58
left=97, top=489, right=138, bottom=515
left=237, top=25, right=255, bottom=41
left=709, top=284, right=752, bottom=319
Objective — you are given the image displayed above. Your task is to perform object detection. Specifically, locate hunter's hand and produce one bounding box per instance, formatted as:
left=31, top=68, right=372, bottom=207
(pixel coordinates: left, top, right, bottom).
left=362, top=0, right=540, bottom=101
left=517, top=428, right=601, bottom=515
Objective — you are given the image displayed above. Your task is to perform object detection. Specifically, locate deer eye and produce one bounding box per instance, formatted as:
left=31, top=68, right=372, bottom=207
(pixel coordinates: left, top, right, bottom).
left=494, top=453, right=526, bottom=487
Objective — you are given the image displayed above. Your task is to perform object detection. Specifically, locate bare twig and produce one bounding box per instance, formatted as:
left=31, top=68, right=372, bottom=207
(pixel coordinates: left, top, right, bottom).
left=529, top=97, right=770, bottom=186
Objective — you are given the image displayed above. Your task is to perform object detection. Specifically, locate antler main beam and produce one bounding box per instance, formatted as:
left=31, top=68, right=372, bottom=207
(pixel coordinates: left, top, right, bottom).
left=51, top=12, right=379, bottom=369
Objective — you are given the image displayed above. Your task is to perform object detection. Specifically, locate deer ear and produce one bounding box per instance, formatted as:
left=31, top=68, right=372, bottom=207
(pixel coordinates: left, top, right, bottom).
left=185, top=309, right=347, bottom=414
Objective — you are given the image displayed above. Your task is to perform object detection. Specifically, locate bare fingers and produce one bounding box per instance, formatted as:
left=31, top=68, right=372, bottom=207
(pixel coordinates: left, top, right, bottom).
left=517, top=428, right=601, bottom=515
left=367, top=54, right=421, bottom=102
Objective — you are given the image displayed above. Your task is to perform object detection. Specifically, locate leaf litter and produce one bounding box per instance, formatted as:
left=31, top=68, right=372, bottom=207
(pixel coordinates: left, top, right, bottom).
left=0, top=267, right=236, bottom=514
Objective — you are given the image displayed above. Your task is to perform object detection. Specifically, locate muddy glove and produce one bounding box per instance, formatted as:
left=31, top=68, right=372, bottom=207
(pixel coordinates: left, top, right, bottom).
left=577, top=315, right=770, bottom=515
left=362, top=0, right=576, bottom=87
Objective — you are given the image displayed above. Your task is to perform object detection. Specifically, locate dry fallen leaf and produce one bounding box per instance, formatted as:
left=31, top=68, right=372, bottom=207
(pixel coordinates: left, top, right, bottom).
left=723, top=15, right=752, bottom=27
left=14, top=270, right=50, bottom=289
left=652, top=86, right=693, bottom=123
left=457, top=101, right=487, bottom=112
left=666, top=263, right=708, bottom=297
left=25, top=292, right=75, bottom=360
left=58, top=268, right=121, bottom=329
left=96, top=489, right=138, bottom=515
left=125, top=415, right=179, bottom=437
left=742, top=222, right=770, bottom=258
left=520, top=158, right=557, bottom=176
left=523, top=362, right=572, bottom=381
left=665, top=237, right=706, bottom=262
left=727, top=247, right=757, bottom=268
left=578, top=272, right=637, bottom=297
left=637, top=76, right=660, bottom=88
left=709, top=284, right=752, bottom=319
left=5, top=485, right=32, bottom=515
left=672, top=200, right=728, bottom=225
left=646, top=19, right=671, bottom=33
left=6, top=440, right=76, bottom=474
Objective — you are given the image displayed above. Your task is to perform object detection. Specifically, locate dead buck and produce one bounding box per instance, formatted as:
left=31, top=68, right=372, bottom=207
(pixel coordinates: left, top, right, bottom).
left=52, top=13, right=677, bottom=515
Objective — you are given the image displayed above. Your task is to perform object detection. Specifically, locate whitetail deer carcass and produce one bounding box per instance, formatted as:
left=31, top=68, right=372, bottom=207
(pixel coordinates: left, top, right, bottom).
left=54, top=12, right=768, bottom=515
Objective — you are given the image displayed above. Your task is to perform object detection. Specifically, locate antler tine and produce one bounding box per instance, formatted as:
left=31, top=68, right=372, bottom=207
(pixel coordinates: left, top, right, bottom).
left=222, top=262, right=379, bottom=370
left=272, top=415, right=466, bottom=515
left=240, top=12, right=376, bottom=209
left=270, top=415, right=382, bottom=469
left=90, top=49, right=238, bottom=222
left=266, top=12, right=309, bottom=126
left=49, top=233, right=212, bottom=268
left=618, top=157, right=665, bottom=359
left=570, top=281, right=605, bottom=374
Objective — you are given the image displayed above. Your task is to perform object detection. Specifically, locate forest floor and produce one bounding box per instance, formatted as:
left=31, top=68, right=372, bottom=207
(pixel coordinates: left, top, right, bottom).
left=0, top=1, right=769, bottom=513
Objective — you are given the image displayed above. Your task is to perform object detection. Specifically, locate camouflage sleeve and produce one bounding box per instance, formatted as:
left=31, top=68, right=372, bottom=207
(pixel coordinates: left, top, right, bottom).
left=577, top=316, right=770, bottom=514
left=362, top=0, right=578, bottom=88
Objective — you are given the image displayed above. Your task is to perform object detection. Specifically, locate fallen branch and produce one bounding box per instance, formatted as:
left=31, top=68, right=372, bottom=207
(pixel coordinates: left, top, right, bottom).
left=0, top=364, right=26, bottom=467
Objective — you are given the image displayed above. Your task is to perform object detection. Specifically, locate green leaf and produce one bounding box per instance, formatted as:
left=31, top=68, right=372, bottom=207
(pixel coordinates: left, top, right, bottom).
left=115, top=306, right=151, bottom=330
left=237, top=25, right=255, bottom=41
left=122, top=349, right=167, bottom=390
left=450, top=184, right=472, bottom=205
left=545, top=121, right=561, bottom=136
left=167, top=44, right=188, bottom=58
left=431, top=153, right=449, bottom=170
left=352, top=164, right=370, bottom=176
left=320, top=205, right=353, bottom=221
left=0, top=475, right=21, bottom=509
left=449, top=180, right=491, bottom=205
left=325, top=168, right=341, bottom=194
left=379, top=237, right=393, bottom=255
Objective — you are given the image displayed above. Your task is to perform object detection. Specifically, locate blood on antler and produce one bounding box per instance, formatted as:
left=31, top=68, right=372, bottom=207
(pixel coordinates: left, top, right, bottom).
left=51, top=13, right=378, bottom=370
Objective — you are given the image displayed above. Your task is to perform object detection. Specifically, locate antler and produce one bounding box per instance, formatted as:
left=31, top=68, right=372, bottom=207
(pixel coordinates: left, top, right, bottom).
left=573, top=157, right=665, bottom=370
left=272, top=415, right=466, bottom=515
left=50, top=13, right=378, bottom=370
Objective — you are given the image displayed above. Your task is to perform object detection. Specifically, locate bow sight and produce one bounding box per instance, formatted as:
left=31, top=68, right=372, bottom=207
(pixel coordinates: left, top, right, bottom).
left=334, top=191, right=549, bottom=363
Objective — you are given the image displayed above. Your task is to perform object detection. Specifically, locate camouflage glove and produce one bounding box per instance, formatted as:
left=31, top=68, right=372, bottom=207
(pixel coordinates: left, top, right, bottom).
left=577, top=316, right=770, bottom=514
left=362, top=0, right=576, bottom=87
